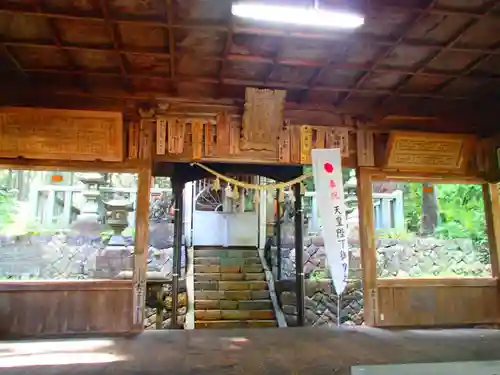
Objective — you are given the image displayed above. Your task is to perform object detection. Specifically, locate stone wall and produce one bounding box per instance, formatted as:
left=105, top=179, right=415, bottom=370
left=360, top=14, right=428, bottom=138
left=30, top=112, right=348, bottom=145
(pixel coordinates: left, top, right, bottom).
left=144, top=280, right=187, bottom=329
left=377, top=237, right=490, bottom=278
left=0, top=221, right=186, bottom=279
left=270, top=223, right=361, bottom=280
left=270, top=225, right=489, bottom=280
left=276, top=279, right=364, bottom=327
left=270, top=230, right=489, bottom=329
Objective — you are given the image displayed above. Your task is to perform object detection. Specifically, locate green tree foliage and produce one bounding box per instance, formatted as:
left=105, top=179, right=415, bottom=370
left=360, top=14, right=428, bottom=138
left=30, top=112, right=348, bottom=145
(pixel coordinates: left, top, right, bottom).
left=404, top=183, right=422, bottom=233
left=0, top=188, right=16, bottom=229
left=404, top=182, right=489, bottom=264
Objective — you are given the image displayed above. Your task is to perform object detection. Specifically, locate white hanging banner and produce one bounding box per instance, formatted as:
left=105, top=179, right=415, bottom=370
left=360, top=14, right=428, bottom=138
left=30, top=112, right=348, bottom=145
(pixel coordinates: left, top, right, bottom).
left=311, top=148, right=348, bottom=294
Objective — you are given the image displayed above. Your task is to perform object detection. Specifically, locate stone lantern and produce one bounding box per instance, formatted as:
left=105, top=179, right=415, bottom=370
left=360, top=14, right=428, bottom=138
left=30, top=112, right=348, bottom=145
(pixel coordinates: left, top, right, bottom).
left=93, top=199, right=135, bottom=278
left=75, top=172, right=105, bottom=225
left=105, top=199, right=134, bottom=239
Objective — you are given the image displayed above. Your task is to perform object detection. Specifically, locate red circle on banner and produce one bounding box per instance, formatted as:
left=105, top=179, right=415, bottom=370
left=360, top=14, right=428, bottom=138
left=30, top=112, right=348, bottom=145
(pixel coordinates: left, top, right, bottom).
left=323, top=162, right=334, bottom=173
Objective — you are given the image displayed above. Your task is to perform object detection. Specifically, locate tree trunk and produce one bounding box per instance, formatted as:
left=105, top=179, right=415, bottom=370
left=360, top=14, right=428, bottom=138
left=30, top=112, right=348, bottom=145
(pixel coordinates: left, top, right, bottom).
left=6, top=169, right=12, bottom=188
left=421, top=183, right=438, bottom=235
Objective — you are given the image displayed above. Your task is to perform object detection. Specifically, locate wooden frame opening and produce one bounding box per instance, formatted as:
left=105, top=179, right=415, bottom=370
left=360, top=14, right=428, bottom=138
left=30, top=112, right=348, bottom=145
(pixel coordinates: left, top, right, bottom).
left=0, top=159, right=152, bottom=337
left=358, top=167, right=500, bottom=327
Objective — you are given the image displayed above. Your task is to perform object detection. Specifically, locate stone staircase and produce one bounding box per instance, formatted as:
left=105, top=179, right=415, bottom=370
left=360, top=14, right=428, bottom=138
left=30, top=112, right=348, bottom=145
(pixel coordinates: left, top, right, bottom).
left=193, top=246, right=277, bottom=328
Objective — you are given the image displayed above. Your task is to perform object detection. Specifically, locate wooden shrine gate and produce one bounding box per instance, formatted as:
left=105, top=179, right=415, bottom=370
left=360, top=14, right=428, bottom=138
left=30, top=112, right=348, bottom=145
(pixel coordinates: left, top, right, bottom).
left=0, top=93, right=500, bottom=336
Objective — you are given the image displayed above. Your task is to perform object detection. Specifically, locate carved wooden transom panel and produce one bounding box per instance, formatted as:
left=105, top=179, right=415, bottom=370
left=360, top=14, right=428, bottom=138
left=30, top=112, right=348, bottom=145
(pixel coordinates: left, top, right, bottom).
left=0, top=107, right=123, bottom=162
left=386, top=131, right=473, bottom=171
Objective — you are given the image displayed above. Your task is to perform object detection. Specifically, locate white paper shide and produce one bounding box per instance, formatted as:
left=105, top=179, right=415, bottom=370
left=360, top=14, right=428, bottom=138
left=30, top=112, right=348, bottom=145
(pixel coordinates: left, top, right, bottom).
left=311, top=148, right=348, bottom=294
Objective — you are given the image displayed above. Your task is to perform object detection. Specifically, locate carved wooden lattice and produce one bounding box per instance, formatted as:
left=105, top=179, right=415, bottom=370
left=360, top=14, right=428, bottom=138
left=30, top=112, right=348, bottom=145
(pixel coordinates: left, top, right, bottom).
left=241, top=88, right=286, bottom=152
left=0, top=107, right=123, bottom=161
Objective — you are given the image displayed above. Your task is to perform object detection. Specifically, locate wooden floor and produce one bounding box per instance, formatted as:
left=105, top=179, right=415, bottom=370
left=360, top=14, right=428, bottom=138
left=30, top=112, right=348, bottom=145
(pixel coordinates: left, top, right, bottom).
left=1, top=327, right=500, bottom=374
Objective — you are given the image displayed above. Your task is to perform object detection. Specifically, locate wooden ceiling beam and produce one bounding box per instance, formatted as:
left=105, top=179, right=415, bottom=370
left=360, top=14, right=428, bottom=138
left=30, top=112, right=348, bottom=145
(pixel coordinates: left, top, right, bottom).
left=35, top=0, right=87, bottom=91
left=20, top=67, right=500, bottom=96
left=0, top=85, right=422, bottom=113
left=3, top=86, right=491, bottom=133
left=165, top=0, right=176, bottom=81
left=434, top=44, right=500, bottom=94
left=336, top=0, right=439, bottom=107
left=7, top=40, right=500, bottom=79
left=5, top=31, right=500, bottom=58
left=2, top=5, right=496, bottom=26
left=432, top=48, right=499, bottom=94
left=218, top=17, right=234, bottom=85
left=377, top=0, right=499, bottom=108
left=217, top=7, right=235, bottom=99
left=98, top=0, right=131, bottom=91
left=264, top=37, right=287, bottom=85
left=301, top=44, right=344, bottom=102
left=365, top=3, right=496, bottom=19
left=0, top=44, right=27, bottom=80
left=6, top=70, right=476, bottom=101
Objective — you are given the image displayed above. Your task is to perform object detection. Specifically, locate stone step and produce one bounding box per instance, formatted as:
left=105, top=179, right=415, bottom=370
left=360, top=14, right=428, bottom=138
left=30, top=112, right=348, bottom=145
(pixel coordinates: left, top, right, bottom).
left=195, top=320, right=276, bottom=329
left=194, top=249, right=258, bottom=258
left=195, top=272, right=265, bottom=281
left=195, top=280, right=267, bottom=291
left=194, top=264, right=264, bottom=274
left=194, top=290, right=270, bottom=300
left=195, top=299, right=273, bottom=310
left=193, top=257, right=261, bottom=266
left=195, top=309, right=275, bottom=320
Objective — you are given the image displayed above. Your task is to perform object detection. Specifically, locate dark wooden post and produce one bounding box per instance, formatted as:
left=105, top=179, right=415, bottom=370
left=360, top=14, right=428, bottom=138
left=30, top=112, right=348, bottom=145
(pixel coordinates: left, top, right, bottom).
left=276, top=188, right=282, bottom=280
left=293, top=183, right=305, bottom=326
left=170, top=177, right=184, bottom=329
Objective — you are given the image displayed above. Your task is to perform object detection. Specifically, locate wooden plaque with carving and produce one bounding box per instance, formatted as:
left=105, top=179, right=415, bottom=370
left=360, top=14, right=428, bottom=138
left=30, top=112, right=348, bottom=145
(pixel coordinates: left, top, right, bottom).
left=278, top=121, right=291, bottom=163
left=357, top=130, right=374, bottom=167
left=313, top=127, right=326, bottom=149
left=290, top=125, right=301, bottom=164
left=300, top=125, right=313, bottom=164
left=386, top=131, right=473, bottom=171
left=128, top=121, right=139, bottom=160
left=0, top=107, right=123, bottom=161
left=241, top=88, right=285, bottom=152
left=229, top=119, right=240, bottom=155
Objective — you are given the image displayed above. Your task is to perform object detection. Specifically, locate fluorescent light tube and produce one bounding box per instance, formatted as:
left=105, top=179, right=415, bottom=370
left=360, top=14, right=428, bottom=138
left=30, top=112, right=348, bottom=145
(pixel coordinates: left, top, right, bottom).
left=232, top=2, right=364, bottom=29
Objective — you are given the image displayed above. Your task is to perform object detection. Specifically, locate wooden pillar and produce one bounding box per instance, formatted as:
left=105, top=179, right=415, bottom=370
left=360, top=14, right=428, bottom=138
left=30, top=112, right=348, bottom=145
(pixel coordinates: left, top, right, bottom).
left=171, top=177, right=184, bottom=329
left=276, top=188, right=282, bottom=281
left=356, top=168, right=378, bottom=326
left=293, top=183, right=305, bottom=326
left=132, top=119, right=153, bottom=331
left=483, top=183, right=500, bottom=278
